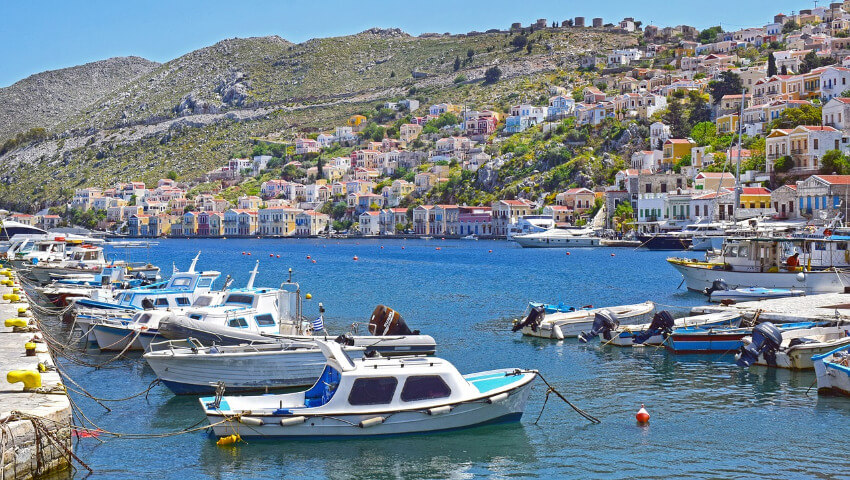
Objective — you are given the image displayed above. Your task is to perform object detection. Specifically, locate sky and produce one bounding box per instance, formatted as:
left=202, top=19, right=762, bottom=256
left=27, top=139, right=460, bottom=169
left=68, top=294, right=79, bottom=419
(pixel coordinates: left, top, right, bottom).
left=1, top=0, right=813, bottom=87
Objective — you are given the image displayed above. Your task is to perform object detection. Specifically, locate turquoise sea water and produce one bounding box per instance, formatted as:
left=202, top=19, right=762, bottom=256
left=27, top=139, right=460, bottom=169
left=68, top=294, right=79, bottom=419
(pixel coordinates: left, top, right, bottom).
left=56, top=239, right=850, bottom=479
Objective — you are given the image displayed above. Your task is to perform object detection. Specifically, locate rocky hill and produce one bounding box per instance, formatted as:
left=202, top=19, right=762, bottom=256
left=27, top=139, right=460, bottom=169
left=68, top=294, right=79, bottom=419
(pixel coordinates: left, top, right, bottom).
left=0, top=56, right=159, bottom=142
left=0, top=27, right=637, bottom=209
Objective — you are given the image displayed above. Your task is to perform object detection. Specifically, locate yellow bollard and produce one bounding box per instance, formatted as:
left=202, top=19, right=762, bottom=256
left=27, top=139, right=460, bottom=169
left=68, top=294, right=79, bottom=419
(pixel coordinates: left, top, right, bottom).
left=17, top=307, right=28, bottom=317
left=7, top=370, right=41, bottom=389
left=7, top=294, right=20, bottom=302
left=1, top=294, right=9, bottom=301
left=5, top=318, right=28, bottom=328
left=24, top=342, right=36, bottom=356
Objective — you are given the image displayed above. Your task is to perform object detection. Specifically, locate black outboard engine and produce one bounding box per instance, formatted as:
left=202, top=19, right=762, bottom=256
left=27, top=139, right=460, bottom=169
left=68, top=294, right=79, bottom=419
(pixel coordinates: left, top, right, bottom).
left=704, top=279, right=729, bottom=297
left=578, top=310, right=620, bottom=343
left=633, top=311, right=676, bottom=344
left=512, top=306, right=546, bottom=332
left=736, top=322, right=783, bottom=367
left=334, top=333, right=356, bottom=346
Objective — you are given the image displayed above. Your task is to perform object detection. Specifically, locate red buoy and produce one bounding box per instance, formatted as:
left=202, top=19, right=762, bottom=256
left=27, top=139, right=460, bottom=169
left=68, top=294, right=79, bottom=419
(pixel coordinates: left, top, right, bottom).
left=269, top=254, right=274, bottom=257
left=353, top=256, right=359, bottom=261
left=247, top=252, right=251, bottom=256
left=488, top=250, right=492, bottom=253
left=435, top=247, right=441, bottom=250
left=276, top=255, right=280, bottom=258
left=566, top=252, right=571, bottom=256
left=241, top=252, right=245, bottom=255
left=636, top=404, right=650, bottom=424
left=312, top=260, right=316, bottom=264
left=610, top=253, right=616, bottom=257
left=307, top=255, right=311, bottom=259
left=402, top=246, right=405, bottom=250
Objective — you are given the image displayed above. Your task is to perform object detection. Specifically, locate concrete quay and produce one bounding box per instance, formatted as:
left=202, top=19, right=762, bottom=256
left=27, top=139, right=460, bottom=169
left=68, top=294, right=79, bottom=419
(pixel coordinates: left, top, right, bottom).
left=0, top=271, right=72, bottom=480
left=691, top=293, right=850, bottom=324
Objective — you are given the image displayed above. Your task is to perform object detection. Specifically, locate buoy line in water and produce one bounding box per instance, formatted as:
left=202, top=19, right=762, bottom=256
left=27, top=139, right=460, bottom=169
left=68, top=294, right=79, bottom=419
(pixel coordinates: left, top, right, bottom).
left=510, top=370, right=601, bottom=425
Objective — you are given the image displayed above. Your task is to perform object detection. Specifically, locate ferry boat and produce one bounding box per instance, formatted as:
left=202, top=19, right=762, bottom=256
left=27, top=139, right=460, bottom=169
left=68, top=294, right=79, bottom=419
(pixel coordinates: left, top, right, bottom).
left=199, top=340, right=536, bottom=437
left=736, top=323, right=850, bottom=370
left=512, top=227, right=600, bottom=248
left=668, top=236, right=850, bottom=294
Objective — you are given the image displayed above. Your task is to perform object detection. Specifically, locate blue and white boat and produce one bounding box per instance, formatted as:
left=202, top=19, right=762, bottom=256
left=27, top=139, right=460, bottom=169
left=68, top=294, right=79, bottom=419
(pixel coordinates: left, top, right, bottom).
left=199, top=340, right=536, bottom=437
left=814, top=343, right=850, bottom=396
left=665, top=321, right=826, bottom=354
left=579, top=310, right=742, bottom=346
left=703, top=280, right=804, bottom=303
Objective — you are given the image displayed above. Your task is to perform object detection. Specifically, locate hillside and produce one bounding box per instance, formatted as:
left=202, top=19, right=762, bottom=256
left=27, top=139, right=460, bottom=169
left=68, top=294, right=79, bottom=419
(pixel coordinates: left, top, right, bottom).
left=0, top=27, right=637, bottom=209
left=0, top=56, right=159, bottom=141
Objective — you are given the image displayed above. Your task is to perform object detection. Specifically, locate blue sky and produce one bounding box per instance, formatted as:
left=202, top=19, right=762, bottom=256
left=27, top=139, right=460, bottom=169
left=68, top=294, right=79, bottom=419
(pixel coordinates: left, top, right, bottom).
left=1, top=0, right=811, bottom=87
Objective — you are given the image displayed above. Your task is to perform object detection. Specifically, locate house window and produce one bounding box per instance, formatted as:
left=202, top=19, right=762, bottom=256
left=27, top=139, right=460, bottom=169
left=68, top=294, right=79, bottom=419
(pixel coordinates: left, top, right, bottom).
left=814, top=139, right=819, bottom=150
left=661, top=184, right=667, bottom=193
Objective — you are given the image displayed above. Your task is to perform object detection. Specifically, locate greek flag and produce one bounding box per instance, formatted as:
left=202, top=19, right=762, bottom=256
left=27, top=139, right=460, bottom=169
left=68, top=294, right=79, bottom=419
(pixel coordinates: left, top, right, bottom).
left=312, top=315, right=324, bottom=332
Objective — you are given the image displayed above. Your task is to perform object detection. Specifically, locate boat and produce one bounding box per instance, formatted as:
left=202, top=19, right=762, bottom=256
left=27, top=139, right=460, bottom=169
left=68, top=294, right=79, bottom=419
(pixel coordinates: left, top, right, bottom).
left=664, top=321, right=825, bottom=354
left=198, top=340, right=536, bottom=437
left=703, top=280, right=805, bottom=303
left=506, top=215, right=555, bottom=240
left=90, top=310, right=173, bottom=352
left=813, top=343, right=850, bottom=396
left=512, top=228, right=600, bottom=248
left=0, top=220, right=47, bottom=241
left=736, top=323, right=850, bottom=369
left=668, top=236, right=850, bottom=294
left=637, top=233, right=691, bottom=251
left=579, top=310, right=743, bottom=346
left=512, top=301, right=655, bottom=339
left=461, top=234, right=478, bottom=240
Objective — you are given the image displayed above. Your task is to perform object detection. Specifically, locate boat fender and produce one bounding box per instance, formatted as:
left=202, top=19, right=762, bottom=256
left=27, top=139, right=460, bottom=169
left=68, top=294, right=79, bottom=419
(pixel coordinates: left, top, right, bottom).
left=427, top=406, right=453, bottom=416
left=239, top=416, right=264, bottom=427
left=796, top=272, right=806, bottom=282
left=487, top=392, right=509, bottom=404
left=279, top=416, right=307, bottom=426
left=552, top=325, right=564, bottom=340
left=216, top=434, right=241, bottom=446
left=736, top=322, right=782, bottom=367
left=358, top=416, right=385, bottom=428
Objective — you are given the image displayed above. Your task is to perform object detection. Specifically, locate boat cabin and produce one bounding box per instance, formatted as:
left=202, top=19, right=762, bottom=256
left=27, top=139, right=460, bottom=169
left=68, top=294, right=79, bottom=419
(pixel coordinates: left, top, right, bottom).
left=719, top=236, right=850, bottom=272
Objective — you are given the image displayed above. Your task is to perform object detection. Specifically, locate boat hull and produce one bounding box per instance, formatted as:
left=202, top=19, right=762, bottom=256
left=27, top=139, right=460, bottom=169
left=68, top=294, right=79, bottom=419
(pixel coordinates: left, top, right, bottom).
left=814, top=345, right=850, bottom=396
left=203, top=380, right=533, bottom=437
left=749, top=337, right=850, bottom=369
left=605, top=312, right=742, bottom=347
left=665, top=332, right=748, bottom=354
left=514, top=236, right=600, bottom=248
left=638, top=235, right=691, bottom=251
left=708, top=288, right=805, bottom=302
left=91, top=323, right=155, bottom=351
left=669, top=260, right=848, bottom=295
left=521, top=302, right=655, bottom=339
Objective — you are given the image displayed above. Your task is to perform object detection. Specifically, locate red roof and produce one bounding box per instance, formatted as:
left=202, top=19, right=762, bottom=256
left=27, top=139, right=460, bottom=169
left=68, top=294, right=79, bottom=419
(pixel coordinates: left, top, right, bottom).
left=797, top=125, right=838, bottom=132
left=815, top=175, right=850, bottom=185
left=500, top=200, right=530, bottom=206
left=696, top=172, right=734, bottom=178
left=741, top=187, right=771, bottom=195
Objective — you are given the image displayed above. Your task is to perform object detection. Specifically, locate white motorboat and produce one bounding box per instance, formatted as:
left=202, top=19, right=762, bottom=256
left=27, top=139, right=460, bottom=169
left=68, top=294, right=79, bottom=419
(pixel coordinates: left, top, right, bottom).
left=512, top=228, right=600, bottom=248
left=506, top=215, right=555, bottom=240
left=90, top=310, right=172, bottom=352
left=737, top=323, right=850, bottom=370
left=199, top=340, right=536, bottom=437
left=668, top=236, right=850, bottom=294
left=461, top=234, right=478, bottom=240
left=580, top=310, right=743, bottom=346
left=703, top=280, right=805, bottom=302
left=512, top=301, right=655, bottom=339
left=814, top=343, right=850, bottom=396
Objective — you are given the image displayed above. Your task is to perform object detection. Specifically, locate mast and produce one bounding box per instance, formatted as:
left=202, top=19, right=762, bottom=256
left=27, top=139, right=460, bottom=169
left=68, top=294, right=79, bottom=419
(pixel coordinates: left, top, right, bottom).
left=733, top=87, right=746, bottom=222
left=246, top=260, right=259, bottom=289
left=188, top=250, right=201, bottom=273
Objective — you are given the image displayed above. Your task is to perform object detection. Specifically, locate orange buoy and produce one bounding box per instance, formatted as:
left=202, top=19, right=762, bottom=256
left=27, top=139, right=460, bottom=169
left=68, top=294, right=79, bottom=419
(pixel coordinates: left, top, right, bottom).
left=488, top=250, right=492, bottom=253
left=307, top=255, right=311, bottom=259
left=566, top=252, right=571, bottom=255
left=247, top=252, right=251, bottom=256
left=269, top=254, right=274, bottom=257
left=435, top=247, right=441, bottom=250
left=610, top=253, right=615, bottom=257
left=312, top=260, right=316, bottom=264
left=636, top=404, right=650, bottom=424
left=276, top=255, right=280, bottom=258
left=353, top=256, right=359, bottom=261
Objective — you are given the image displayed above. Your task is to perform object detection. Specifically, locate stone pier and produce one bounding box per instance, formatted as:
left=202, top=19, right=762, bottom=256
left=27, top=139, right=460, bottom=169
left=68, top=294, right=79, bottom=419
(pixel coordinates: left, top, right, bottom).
left=691, top=292, right=850, bottom=324
left=0, top=271, right=72, bottom=480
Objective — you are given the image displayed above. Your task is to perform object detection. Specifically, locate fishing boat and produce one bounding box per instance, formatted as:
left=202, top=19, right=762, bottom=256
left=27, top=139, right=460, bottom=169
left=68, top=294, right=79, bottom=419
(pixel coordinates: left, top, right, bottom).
left=668, top=236, right=850, bottom=294
left=512, top=301, right=655, bottom=339
left=199, top=340, right=536, bottom=437
left=813, top=343, right=850, bottom=396
left=90, top=310, right=173, bottom=352
left=512, top=228, right=600, bottom=248
left=736, top=323, right=850, bottom=369
left=665, top=321, right=824, bottom=354
left=703, top=280, right=805, bottom=303
left=37, top=265, right=161, bottom=308
left=461, top=234, right=478, bottom=240
left=579, top=310, right=742, bottom=346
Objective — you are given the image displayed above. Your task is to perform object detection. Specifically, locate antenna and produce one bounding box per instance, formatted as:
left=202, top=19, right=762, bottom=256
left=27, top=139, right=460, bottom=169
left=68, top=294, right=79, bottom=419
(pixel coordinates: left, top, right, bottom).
left=246, top=260, right=259, bottom=289
left=188, top=251, right=201, bottom=273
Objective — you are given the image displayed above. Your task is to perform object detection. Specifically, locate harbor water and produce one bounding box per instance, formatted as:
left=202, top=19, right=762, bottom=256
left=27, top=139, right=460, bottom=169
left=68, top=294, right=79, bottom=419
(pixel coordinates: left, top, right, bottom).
left=61, top=239, right=850, bottom=478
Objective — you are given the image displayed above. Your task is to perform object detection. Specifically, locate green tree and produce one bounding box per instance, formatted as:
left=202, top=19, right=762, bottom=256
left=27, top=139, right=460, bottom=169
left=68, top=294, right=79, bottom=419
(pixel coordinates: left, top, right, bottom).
left=612, top=202, right=635, bottom=232
left=774, top=155, right=793, bottom=172
left=662, top=97, right=689, bottom=138
left=782, top=21, right=799, bottom=34
left=467, top=48, right=474, bottom=59
left=768, top=103, right=822, bottom=129
left=484, top=66, right=502, bottom=84
left=768, top=52, right=777, bottom=77
left=820, top=149, right=849, bottom=174
left=453, top=56, right=461, bottom=71
left=511, top=35, right=528, bottom=49
left=708, top=71, right=743, bottom=104
left=698, top=26, right=723, bottom=44
left=166, top=170, right=178, bottom=181
left=688, top=92, right=712, bottom=125
left=690, top=122, right=717, bottom=146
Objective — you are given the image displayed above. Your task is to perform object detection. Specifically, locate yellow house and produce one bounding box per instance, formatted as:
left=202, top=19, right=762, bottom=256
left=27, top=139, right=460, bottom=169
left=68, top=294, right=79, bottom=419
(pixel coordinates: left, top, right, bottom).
left=715, top=114, right=739, bottom=134
left=662, top=139, right=697, bottom=165
left=347, top=115, right=367, bottom=131
left=739, top=187, right=772, bottom=209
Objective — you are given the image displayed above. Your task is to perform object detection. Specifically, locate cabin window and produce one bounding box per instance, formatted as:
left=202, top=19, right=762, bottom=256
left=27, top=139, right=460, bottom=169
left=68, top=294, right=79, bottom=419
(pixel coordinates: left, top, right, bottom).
left=172, top=277, right=191, bottom=287
left=193, top=296, right=213, bottom=307
left=137, top=314, right=151, bottom=324
left=224, top=294, right=254, bottom=305
left=189, top=314, right=203, bottom=320
left=348, top=377, right=398, bottom=405
left=725, top=246, right=737, bottom=257
left=197, top=278, right=213, bottom=288
left=838, top=242, right=848, bottom=251
left=401, top=375, right=452, bottom=402
left=154, top=298, right=169, bottom=307
left=227, top=318, right=248, bottom=328
left=738, top=246, right=748, bottom=258
left=816, top=242, right=827, bottom=251
left=255, top=314, right=275, bottom=327
left=175, top=297, right=190, bottom=306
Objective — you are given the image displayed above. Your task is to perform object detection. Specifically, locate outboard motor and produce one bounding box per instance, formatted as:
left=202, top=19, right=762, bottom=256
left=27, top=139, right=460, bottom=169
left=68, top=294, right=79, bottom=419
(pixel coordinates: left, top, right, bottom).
left=736, top=322, right=783, bottom=367
left=633, top=311, right=676, bottom=344
left=512, top=305, right=546, bottom=332
left=368, top=305, right=416, bottom=336
left=578, top=310, right=620, bottom=343
left=703, top=279, right=729, bottom=297
left=334, top=333, right=356, bottom=346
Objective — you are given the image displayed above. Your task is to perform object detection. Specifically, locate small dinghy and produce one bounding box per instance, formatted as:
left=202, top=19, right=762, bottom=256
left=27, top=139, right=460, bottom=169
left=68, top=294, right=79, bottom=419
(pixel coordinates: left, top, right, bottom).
left=665, top=321, right=825, bottom=354
left=737, top=323, right=850, bottom=370
left=704, top=280, right=804, bottom=303
left=814, top=343, right=850, bottom=396
left=578, top=310, right=742, bottom=346
left=512, top=301, right=655, bottom=339
left=199, top=340, right=536, bottom=437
